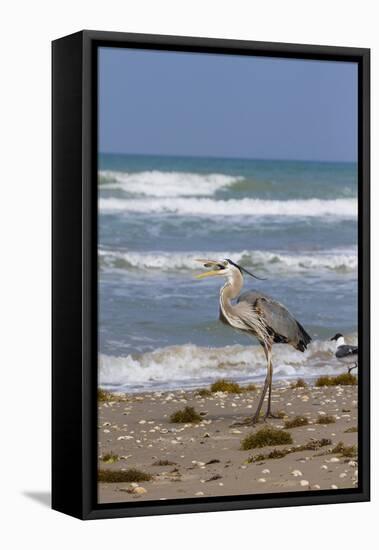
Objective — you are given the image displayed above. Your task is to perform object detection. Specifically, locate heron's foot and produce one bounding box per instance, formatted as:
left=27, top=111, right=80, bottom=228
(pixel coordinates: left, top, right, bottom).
left=265, top=409, right=287, bottom=421
left=251, top=414, right=261, bottom=425
left=264, top=412, right=280, bottom=421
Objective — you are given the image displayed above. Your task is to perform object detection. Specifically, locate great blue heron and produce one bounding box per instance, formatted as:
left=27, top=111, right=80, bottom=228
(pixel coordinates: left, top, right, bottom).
left=330, top=333, right=358, bottom=373
left=195, top=258, right=311, bottom=424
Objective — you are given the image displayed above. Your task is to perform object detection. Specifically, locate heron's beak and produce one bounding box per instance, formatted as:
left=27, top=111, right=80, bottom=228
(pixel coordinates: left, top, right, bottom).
left=194, top=259, right=222, bottom=279
left=195, top=270, right=221, bottom=279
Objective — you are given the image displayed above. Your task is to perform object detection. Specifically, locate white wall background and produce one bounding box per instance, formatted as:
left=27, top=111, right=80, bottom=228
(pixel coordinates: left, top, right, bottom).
left=1, top=1, right=376, bottom=547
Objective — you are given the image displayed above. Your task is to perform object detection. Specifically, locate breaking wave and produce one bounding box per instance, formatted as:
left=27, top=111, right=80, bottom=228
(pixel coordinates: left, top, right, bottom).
left=99, top=196, right=357, bottom=218
left=99, top=336, right=357, bottom=392
left=98, top=248, right=357, bottom=275
left=99, top=170, right=241, bottom=197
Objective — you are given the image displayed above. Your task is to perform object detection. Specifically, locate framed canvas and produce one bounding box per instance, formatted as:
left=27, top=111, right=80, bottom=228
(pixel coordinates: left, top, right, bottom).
left=52, top=30, right=370, bottom=520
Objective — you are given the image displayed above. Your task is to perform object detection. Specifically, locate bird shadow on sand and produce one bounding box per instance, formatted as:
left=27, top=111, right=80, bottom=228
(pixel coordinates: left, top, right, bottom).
left=23, top=491, right=51, bottom=508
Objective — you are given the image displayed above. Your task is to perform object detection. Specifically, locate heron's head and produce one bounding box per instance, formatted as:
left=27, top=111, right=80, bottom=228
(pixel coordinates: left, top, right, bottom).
left=194, top=258, right=265, bottom=281
left=330, top=333, right=343, bottom=341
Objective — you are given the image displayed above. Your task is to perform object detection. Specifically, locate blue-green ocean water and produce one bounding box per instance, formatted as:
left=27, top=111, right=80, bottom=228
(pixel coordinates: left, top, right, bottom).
left=98, top=154, right=358, bottom=391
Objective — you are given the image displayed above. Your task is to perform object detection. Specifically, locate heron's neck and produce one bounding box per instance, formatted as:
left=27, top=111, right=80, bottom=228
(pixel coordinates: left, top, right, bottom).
left=220, top=273, right=244, bottom=308
left=336, top=336, right=345, bottom=347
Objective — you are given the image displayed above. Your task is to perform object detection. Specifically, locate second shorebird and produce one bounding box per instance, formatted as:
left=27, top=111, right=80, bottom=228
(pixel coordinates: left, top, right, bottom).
left=196, top=258, right=311, bottom=424
left=330, top=333, right=358, bottom=373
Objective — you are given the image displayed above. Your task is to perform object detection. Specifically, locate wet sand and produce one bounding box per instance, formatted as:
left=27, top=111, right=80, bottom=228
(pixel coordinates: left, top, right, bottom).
left=98, top=382, right=358, bottom=503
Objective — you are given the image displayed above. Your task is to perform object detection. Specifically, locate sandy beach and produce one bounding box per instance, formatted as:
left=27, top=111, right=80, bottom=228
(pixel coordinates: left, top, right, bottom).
left=98, top=380, right=358, bottom=503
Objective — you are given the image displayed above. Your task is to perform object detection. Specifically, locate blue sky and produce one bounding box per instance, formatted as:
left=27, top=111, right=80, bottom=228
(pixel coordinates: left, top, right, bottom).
left=99, top=47, right=357, bottom=162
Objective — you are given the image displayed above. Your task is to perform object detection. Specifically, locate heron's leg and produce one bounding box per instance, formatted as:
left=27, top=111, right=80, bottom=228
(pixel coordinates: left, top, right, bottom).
left=264, top=349, right=276, bottom=419
left=263, top=349, right=283, bottom=420
left=231, top=345, right=270, bottom=426
left=231, top=344, right=271, bottom=426
left=250, top=375, right=269, bottom=424
left=250, top=346, right=271, bottom=424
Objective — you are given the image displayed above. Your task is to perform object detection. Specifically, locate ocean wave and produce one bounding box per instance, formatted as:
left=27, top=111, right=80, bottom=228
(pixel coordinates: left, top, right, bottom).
left=99, top=196, right=357, bottom=218
left=98, top=248, right=357, bottom=275
left=99, top=170, right=240, bottom=197
left=99, top=337, right=357, bottom=391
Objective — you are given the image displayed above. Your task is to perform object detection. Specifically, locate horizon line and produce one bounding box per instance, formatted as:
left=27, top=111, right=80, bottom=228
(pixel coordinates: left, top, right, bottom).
left=99, top=150, right=357, bottom=164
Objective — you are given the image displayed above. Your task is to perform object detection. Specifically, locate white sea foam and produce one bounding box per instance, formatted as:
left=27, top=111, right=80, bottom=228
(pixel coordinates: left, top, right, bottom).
left=99, top=196, right=357, bottom=218
left=99, top=170, right=240, bottom=197
left=99, top=337, right=357, bottom=391
left=99, top=248, right=357, bottom=275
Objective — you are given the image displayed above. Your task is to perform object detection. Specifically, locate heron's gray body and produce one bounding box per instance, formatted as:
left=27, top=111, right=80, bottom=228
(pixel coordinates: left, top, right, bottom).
left=218, top=271, right=311, bottom=353
left=237, top=291, right=310, bottom=351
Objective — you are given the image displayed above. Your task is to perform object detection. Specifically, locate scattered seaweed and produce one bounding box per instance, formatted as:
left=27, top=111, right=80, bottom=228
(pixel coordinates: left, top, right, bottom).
left=247, top=438, right=331, bottom=462
left=248, top=448, right=289, bottom=462
left=206, top=474, right=222, bottom=482
left=170, top=406, right=202, bottom=423
left=152, top=459, right=177, bottom=466
left=98, top=468, right=152, bottom=483
left=332, top=441, right=358, bottom=458
left=241, top=427, right=293, bottom=450
left=291, top=378, right=308, bottom=389
left=197, top=388, right=212, bottom=397
left=315, top=373, right=357, bottom=387
left=344, top=426, right=358, bottom=433
left=98, top=389, right=112, bottom=402
left=101, top=451, right=119, bottom=464
left=317, top=414, right=336, bottom=425
left=98, top=389, right=126, bottom=402
left=334, top=373, right=358, bottom=385
left=210, top=379, right=243, bottom=393
left=284, top=416, right=309, bottom=429
left=301, top=438, right=332, bottom=450
left=210, top=379, right=257, bottom=393
left=315, top=376, right=333, bottom=387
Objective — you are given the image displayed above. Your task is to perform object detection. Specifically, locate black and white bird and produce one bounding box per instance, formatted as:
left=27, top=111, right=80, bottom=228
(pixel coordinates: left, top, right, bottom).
left=330, top=333, right=358, bottom=373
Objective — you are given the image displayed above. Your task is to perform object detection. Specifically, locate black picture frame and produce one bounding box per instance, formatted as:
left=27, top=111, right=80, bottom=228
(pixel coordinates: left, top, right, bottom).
left=52, top=30, right=370, bottom=520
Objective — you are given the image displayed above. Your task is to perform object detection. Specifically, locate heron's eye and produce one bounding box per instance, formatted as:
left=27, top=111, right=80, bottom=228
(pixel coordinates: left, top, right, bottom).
left=223, top=261, right=228, bottom=266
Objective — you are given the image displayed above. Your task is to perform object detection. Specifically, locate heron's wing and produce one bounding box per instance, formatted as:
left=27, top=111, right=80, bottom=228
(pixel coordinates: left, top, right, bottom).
left=336, top=345, right=358, bottom=359
left=238, top=291, right=311, bottom=351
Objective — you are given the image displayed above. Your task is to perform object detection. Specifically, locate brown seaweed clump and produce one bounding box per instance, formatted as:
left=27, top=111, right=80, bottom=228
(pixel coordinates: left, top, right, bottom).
left=152, top=459, right=177, bottom=466
left=291, top=378, right=308, bottom=389
left=210, top=379, right=257, bottom=393
left=317, top=414, right=336, bottom=425
left=344, top=426, right=358, bottom=433
left=247, top=438, right=331, bottom=462
left=98, top=468, right=152, bottom=483
left=98, top=388, right=112, bottom=402
left=210, top=379, right=243, bottom=393
left=315, top=373, right=357, bottom=387
left=332, top=442, right=358, bottom=458
left=284, top=416, right=309, bottom=429
left=241, top=427, right=293, bottom=450
left=197, top=388, right=212, bottom=397
left=170, top=406, right=202, bottom=423
left=101, top=451, right=119, bottom=464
